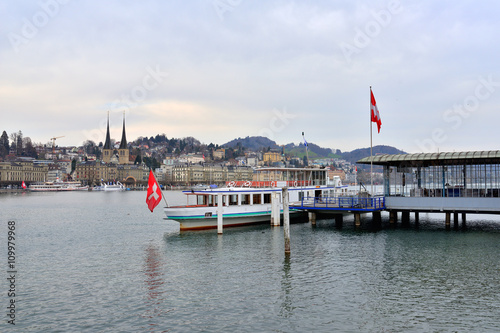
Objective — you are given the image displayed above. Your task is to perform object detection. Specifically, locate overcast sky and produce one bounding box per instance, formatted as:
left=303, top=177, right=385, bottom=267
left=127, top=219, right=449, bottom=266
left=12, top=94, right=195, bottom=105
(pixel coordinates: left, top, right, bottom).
left=2, top=0, right=500, bottom=153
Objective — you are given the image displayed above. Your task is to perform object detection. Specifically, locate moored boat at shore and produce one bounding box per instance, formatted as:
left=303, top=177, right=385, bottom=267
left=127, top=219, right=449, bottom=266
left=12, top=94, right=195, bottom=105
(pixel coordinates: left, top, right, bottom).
left=164, top=168, right=346, bottom=231
left=101, top=181, right=125, bottom=191
left=29, top=180, right=89, bottom=192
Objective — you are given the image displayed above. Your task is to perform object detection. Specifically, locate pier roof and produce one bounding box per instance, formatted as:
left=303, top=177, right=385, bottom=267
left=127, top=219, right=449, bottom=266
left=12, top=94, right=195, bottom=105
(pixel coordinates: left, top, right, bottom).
left=357, top=150, right=500, bottom=167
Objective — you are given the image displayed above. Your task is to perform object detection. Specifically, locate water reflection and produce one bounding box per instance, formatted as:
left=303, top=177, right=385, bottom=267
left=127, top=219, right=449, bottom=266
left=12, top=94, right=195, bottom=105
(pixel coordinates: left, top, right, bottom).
left=142, top=243, right=168, bottom=332
left=279, top=254, right=294, bottom=318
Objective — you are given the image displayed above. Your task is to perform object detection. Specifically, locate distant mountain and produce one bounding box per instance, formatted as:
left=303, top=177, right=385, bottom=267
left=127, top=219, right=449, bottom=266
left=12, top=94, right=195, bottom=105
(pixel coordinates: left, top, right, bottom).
left=284, top=142, right=338, bottom=159
left=223, top=136, right=280, bottom=150
left=222, top=137, right=405, bottom=163
left=340, top=145, right=407, bottom=164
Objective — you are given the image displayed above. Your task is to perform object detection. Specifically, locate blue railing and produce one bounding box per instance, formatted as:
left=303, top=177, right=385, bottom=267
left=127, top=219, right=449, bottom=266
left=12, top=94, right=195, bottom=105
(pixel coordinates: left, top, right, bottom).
left=299, top=196, right=386, bottom=211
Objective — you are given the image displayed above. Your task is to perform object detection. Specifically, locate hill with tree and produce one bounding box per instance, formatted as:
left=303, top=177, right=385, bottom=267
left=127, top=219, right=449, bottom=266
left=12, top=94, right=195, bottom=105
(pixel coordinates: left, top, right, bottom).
left=340, top=145, right=407, bottom=165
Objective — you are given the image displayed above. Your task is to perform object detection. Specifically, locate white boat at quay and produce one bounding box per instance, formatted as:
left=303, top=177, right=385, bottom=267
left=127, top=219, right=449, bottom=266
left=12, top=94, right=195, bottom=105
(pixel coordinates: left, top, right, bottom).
left=164, top=168, right=347, bottom=231
left=29, top=180, right=89, bottom=192
left=101, top=181, right=125, bottom=191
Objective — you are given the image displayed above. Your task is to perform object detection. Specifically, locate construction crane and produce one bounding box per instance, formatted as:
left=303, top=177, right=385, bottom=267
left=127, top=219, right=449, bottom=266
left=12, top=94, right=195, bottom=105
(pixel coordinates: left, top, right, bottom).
left=50, top=136, right=65, bottom=159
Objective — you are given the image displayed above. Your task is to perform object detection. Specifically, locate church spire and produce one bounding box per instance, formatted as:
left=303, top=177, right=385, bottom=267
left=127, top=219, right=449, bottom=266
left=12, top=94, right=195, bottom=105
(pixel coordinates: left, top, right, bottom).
left=119, top=111, right=127, bottom=149
left=103, top=111, right=111, bottom=149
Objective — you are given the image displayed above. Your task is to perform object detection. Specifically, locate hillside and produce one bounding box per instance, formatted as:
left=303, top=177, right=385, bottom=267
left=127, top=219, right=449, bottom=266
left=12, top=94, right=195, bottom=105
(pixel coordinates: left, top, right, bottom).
left=223, top=136, right=280, bottom=150
left=340, top=145, right=407, bottom=164
left=222, top=136, right=405, bottom=162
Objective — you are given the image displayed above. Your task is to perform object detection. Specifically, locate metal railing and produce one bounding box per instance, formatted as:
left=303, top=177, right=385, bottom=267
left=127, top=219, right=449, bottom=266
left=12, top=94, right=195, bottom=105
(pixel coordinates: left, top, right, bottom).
left=299, top=196, right=386, bottom=210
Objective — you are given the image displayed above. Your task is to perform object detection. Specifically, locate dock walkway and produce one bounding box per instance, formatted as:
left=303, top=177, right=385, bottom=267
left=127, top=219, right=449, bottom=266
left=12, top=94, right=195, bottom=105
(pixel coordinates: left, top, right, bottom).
left=291, top=196, right=385, bottom=213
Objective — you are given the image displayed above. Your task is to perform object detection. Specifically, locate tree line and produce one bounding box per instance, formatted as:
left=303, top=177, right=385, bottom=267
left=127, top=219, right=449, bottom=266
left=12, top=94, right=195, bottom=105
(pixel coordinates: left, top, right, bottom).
left=0, top=130, right=38, bottom=159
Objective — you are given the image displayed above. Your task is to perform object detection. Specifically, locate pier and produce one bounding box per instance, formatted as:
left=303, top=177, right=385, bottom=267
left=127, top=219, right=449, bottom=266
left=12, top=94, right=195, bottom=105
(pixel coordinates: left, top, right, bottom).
left=291, top=196, right=385, bottom=227
left=356, top=150, right=500, bottom=227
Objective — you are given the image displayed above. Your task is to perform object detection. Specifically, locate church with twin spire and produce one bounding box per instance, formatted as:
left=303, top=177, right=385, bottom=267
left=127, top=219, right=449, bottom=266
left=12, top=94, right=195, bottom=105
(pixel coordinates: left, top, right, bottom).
left=102, top=112, right=130, bottom=165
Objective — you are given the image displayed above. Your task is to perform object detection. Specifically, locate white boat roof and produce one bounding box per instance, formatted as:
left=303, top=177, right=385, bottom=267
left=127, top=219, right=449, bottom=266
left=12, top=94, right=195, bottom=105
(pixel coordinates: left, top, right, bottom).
left=183, top=185, right=337, bottom=195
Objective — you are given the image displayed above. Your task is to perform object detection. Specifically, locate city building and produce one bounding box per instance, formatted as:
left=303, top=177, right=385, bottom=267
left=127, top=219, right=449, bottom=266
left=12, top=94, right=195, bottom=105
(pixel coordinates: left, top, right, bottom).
left=102, top=112, right=129, bottom=164
left=168, top=164, right=253, bottom=185
left=263, top=151, right=282, bottom=164
left=0, top=160, right=48, bottom=183
left=213, top=148, right=225, bottom=160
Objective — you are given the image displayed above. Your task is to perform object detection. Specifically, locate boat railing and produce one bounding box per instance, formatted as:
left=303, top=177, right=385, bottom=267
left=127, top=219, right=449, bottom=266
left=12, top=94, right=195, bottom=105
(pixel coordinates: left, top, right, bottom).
left=225, top=180, right=313, bottom=188
left=300, top=196, right=386, bottom=210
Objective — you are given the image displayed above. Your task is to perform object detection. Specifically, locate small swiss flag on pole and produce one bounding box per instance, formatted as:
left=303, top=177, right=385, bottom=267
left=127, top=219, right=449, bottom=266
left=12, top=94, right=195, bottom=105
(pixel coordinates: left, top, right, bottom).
left=22, top=181, right=27, bottom=189
left=146, top=170, right=163, bottom=212
left=370, top=89, right=382, bottom=133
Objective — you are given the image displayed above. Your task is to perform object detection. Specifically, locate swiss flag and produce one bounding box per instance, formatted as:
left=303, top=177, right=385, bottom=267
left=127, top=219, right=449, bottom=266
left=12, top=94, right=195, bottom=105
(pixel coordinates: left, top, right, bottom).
left=22, top=181, right=27, bottom=189
left=146, top=170, right=162, bottom=212
left=371, top=89, right=382, bottom=133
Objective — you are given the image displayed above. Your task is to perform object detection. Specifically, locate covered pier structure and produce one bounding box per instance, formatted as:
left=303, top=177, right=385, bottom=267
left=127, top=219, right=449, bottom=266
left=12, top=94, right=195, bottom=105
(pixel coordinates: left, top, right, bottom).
left=358, top=150, right=500, bottom=226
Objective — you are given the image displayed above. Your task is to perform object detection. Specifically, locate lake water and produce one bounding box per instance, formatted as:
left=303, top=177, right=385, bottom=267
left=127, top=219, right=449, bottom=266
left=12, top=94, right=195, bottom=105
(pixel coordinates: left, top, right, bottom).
left=1, top=190, right=500, bottom=332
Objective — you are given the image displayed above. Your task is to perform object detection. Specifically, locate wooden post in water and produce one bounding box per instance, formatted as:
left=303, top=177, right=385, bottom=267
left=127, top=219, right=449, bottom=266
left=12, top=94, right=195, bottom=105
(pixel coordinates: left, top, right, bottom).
left=445, top=212, right=451, bottom=229
left=217, top=193, right=223, bottom=234
left=454, top=213, right=459, bottom=228
left=354, top=213, right=361, bottom=227
left=308, top=212, right=316, bottom=225
left=462, top=213, right=467, bottom=227
left=271, top=192, right=280, bottom=226
left=282, top=187, right=290, bottom=254
left=389, top=211, right=397, bottom=224
left=335, top=214, right=343, bottom=228
left=372, top=211, right=382, bottom=227
left=402, top=211, right=410, bottom=226
left=414, top=212, right=419, bottom=225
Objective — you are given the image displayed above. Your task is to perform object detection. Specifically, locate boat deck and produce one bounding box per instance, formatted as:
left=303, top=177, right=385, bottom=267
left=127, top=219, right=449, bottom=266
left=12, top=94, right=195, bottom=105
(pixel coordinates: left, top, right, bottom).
left=291, top=196, right=386, bottom=212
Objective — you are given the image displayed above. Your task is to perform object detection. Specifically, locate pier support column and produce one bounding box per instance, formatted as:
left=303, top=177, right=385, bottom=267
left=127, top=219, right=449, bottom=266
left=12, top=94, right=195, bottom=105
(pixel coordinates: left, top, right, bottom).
left=389, top=211, right=397, bottom=224
left=354, top=213, right=361, bottom=227
left=454, top=213, right=459, bottom=229
left=334, top=214, right=343, bottom=228
left=445, top=212, right=451, bottom=229
left=402, top=211, right=410, bottom=226
left=271, top=192, right=280, bottom=226
left=372, top=211, right=382, bottom=228
left=308, top=212, right=317, bottom=225
left=282, top=187, right=290, bottom=254
left=217, top=193, right=223, bottom=234
left=462, top=213, right=467, bottom=228
left=414, top=212, right=419, bottom=226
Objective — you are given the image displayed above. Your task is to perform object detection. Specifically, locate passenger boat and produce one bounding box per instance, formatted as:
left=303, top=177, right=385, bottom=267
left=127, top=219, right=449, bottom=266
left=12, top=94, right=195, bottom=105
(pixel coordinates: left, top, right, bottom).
left=101, top=181, right=125, bottom=191
left=29, top=180, right=89, bottom=192
left=164, top=168, right=344, bottom=231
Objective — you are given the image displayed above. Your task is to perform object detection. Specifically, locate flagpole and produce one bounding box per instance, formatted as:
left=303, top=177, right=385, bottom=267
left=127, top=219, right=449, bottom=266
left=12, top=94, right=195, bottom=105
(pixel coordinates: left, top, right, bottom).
left=370, top=86, right=373, bottom=196
left=302, top=132, right=309, bottom=166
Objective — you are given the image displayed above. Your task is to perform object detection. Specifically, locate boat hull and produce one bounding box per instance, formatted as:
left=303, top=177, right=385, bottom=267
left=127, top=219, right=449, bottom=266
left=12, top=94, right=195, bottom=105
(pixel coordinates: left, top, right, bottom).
left=165, top=205, right=305, bottom=231
left=29, top=186, right=89, bottom=192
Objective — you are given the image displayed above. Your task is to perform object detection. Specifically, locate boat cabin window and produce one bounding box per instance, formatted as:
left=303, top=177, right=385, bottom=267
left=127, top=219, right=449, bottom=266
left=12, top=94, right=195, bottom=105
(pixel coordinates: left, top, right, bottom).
left=196, top=195, right=207, bottom=206
left=229, top=194, right=238, bottom=206
left=253, top=193, right=262, bottom=205
left=298, top=191, right=304, bottom=201
left=214, top=195, right=227, bottom=206
left=264, top=193, right=271, bottom=204
left=242, top=194, right=250, bottom=205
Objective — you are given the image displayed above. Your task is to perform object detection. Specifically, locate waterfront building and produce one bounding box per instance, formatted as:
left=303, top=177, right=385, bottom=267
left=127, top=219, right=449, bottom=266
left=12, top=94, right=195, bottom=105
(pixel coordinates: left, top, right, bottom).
left=358, top=150, right=500, bottom=219
left=328, top=169, right=346, bottom=181
left=0, top=160, right=48, bottom=183
left=74, top=161, right=147, bottom=184
left=47, top=163, right=65, bottom=182
left=252, top=167, right=326, bottom=185
left=168, top=164, right=253, bottom=185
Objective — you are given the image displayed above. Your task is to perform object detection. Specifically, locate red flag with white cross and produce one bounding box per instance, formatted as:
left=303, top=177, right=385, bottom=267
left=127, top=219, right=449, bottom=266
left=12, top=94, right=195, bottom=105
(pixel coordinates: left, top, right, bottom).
left=146, top=170, right=162, bottom=212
